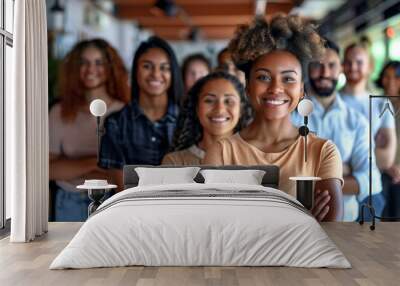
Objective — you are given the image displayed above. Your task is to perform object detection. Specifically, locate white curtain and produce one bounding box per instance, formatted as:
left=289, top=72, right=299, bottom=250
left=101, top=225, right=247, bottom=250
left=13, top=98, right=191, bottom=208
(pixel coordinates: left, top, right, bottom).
left=8, top=0, right=49, bottom=242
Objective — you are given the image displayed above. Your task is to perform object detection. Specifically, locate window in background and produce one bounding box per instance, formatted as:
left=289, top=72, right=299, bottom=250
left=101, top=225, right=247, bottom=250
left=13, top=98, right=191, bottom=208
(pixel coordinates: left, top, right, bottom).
left=5, top=43, right=12, bottom=221
left=0, top=2, right=3, bottom=230
left=5, top=0, right=12, bottom=33
left=0, top=0, right=14, bottom=231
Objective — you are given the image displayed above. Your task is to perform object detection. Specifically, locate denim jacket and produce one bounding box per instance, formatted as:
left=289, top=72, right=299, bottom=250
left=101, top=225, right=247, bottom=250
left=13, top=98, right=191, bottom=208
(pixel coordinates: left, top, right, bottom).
left=99, top=100, right=179, bottom=169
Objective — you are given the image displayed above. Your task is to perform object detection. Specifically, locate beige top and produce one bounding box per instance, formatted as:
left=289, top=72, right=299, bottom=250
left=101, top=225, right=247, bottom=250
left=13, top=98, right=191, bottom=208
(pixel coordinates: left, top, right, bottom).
left=162, top=145, right=205, bottom=165
left=49, top=101, right=124, bottom=192
left=205, top=133, right=343, bottom=197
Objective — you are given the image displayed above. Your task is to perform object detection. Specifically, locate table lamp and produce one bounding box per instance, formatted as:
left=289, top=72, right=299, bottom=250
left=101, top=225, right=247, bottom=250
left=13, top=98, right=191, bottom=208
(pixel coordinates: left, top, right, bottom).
left=290, top=98, right=321, bottom=210
left=79, top=99, right=116, bottom=216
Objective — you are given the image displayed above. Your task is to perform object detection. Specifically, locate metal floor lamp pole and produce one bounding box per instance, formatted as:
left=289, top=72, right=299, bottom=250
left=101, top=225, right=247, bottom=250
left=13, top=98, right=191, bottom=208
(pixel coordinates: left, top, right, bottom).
left=359, top=95, right=400, bottom=230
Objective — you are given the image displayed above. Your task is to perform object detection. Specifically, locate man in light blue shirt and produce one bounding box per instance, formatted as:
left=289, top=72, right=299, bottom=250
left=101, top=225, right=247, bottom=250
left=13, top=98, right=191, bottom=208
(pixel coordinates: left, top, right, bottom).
left=341, top=42, right=396, bottom=173
left=292, top=39, right=383, bottom=221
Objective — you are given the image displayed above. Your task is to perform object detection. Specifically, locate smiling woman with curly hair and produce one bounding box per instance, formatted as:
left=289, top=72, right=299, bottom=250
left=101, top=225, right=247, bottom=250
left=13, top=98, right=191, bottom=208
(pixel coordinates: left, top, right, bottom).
left=203, top=14, right=344, bottom=221
left=58, top=38, right=130, bottom=121
left=49, top=39, right=130, bottom=221
left=162, top=71, right=252, bottom=165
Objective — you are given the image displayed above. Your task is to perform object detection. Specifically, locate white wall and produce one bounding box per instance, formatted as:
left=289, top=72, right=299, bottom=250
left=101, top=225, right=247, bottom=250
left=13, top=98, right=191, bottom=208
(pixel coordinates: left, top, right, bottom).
left=170, top=40, right=228, bottom=68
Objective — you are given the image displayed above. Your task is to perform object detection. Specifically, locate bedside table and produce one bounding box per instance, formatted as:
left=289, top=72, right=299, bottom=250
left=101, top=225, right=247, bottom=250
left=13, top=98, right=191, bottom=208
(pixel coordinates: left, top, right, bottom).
left=77, top=181, right=117, bottom=216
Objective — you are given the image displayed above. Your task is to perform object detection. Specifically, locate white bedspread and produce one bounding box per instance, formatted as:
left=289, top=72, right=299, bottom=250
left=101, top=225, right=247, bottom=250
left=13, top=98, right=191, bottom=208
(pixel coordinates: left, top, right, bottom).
left=50, top=183, right=351, bottom=269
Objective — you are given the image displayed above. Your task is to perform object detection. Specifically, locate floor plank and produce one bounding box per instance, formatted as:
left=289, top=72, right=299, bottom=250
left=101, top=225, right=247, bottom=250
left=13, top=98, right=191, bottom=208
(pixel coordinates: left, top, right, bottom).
left=0, top=222, right=399, bottom=286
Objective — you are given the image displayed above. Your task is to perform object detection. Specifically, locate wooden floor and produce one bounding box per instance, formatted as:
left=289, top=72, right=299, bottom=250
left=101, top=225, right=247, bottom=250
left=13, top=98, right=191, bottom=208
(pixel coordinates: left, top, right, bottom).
left=0, top=222, right=399, bottom=286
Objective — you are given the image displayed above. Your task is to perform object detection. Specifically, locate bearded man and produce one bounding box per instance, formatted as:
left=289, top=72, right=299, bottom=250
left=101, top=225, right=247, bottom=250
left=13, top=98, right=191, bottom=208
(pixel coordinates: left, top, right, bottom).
left=292, top=39, right=383, bottom=222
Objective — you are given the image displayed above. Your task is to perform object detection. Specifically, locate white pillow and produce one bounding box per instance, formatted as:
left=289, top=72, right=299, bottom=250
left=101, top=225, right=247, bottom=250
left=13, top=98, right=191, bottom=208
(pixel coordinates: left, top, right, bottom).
left=135, top=167, right=201, bottom=186
left=200, top=169, right=266, bottom=185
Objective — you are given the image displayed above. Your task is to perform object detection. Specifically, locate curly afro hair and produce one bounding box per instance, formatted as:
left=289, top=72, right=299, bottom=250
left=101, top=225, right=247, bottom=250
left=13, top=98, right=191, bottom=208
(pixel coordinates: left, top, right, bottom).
left=228, top=14, right=325, bottom=82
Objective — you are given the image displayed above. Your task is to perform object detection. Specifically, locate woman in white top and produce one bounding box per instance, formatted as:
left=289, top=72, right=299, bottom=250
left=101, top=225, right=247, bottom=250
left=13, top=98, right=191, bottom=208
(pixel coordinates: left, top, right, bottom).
left=49, top=39, right=130, bottom=221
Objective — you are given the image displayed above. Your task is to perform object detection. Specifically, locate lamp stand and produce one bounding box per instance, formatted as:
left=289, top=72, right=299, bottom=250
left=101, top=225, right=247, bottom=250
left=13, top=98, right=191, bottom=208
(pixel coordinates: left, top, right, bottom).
left=96, top=116, right=100, bottom=165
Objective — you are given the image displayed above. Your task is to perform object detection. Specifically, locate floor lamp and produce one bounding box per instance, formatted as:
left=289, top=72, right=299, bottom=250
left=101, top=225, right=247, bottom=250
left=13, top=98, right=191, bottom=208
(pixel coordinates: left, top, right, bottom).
left=290, top=98, right=321, bottom=210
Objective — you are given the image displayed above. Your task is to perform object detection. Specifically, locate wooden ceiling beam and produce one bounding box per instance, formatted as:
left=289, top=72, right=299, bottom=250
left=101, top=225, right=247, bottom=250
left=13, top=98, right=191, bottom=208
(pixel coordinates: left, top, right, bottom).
left=115, top=3, right=292, bottom=18
left=152, top=26, right=237, bottom=40
left=112, top=0, right=294, bottom=40
left=116, top=3, right=253, bottom=18
left=134, top=15, right=255, bottom=27
left=113, top=0, right=253, bottom=5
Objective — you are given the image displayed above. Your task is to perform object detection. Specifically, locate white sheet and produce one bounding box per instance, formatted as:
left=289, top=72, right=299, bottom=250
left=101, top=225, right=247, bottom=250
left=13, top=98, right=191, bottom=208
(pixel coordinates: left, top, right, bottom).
left=50, top=183, right=351, bottom=269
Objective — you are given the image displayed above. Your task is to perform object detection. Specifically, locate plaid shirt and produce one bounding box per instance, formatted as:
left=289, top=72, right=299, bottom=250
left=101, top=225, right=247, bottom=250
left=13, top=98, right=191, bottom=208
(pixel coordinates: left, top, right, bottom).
left=99, top=100, right=179, bottom=169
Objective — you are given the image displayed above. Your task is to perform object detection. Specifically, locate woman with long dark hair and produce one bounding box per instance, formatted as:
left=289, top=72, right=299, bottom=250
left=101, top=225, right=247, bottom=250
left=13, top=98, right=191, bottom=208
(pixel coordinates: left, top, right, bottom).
left=99, top=36, right=184, bottom=189
left=49, top=38, right=130, bottom=221
left=162, top=71, right=251, bottom=165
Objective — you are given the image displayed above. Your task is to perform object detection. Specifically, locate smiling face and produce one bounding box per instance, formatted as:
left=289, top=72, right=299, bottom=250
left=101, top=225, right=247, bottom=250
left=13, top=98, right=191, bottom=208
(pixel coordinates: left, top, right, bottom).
left=247, top=50, right=303, bottom=121
left=309, top=48, right=341, bottom=97
left=137, top=48, right=172, bottom=98
left=184, top=60, right=210, bottom=92
left=343, top=46, right=371, bottom=85
left=197, top=78, right=241, bottom=137
left=382, top=66, right=400, bottom=97
left=79, top=46, right=108, bottom=90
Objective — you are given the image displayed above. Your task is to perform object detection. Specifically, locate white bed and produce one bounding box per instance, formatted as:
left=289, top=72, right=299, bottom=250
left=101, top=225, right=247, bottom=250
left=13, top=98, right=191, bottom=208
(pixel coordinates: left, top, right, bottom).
left=50, top=182, right=351, bottom=269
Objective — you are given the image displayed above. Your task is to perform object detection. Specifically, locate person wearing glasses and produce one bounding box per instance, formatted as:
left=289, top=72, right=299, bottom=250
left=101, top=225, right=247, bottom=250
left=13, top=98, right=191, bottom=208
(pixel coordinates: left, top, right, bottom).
left=49, top=39, right=130, bottom=221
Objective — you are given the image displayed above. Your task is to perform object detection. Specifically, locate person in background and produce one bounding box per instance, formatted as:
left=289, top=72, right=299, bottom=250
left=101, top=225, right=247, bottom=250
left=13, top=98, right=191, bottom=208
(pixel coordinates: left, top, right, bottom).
left=162, top=72, right=251, bottom=165
left=341, top=42, right=397, bottom=220
left=376, top=61, right=400, bottom=217
left=292, top=39, right=382, bottom=221
left=216, top=47, right=246, bottom=86
left=204, top=15, right=344, bottom=221
left=181, top=53, right=211, bottom=94
left=341, top=42, right=397, bottom=173
left=99, top=36, right=184, bottom=190
left=49, top=39, right=130, bottom=221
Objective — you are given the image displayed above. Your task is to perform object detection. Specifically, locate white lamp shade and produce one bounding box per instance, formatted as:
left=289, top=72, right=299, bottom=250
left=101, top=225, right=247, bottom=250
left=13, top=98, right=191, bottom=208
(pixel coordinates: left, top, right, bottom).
left=89, top=99, right=107, bottom=117
left=297, top=98, right=314, bottom=117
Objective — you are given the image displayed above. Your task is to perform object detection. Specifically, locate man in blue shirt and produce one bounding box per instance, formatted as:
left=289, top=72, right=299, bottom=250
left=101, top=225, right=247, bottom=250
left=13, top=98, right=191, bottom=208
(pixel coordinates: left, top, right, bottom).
left=341, top=43, right=396, bottom=172
left=292, top=39, right=383, bottom=221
